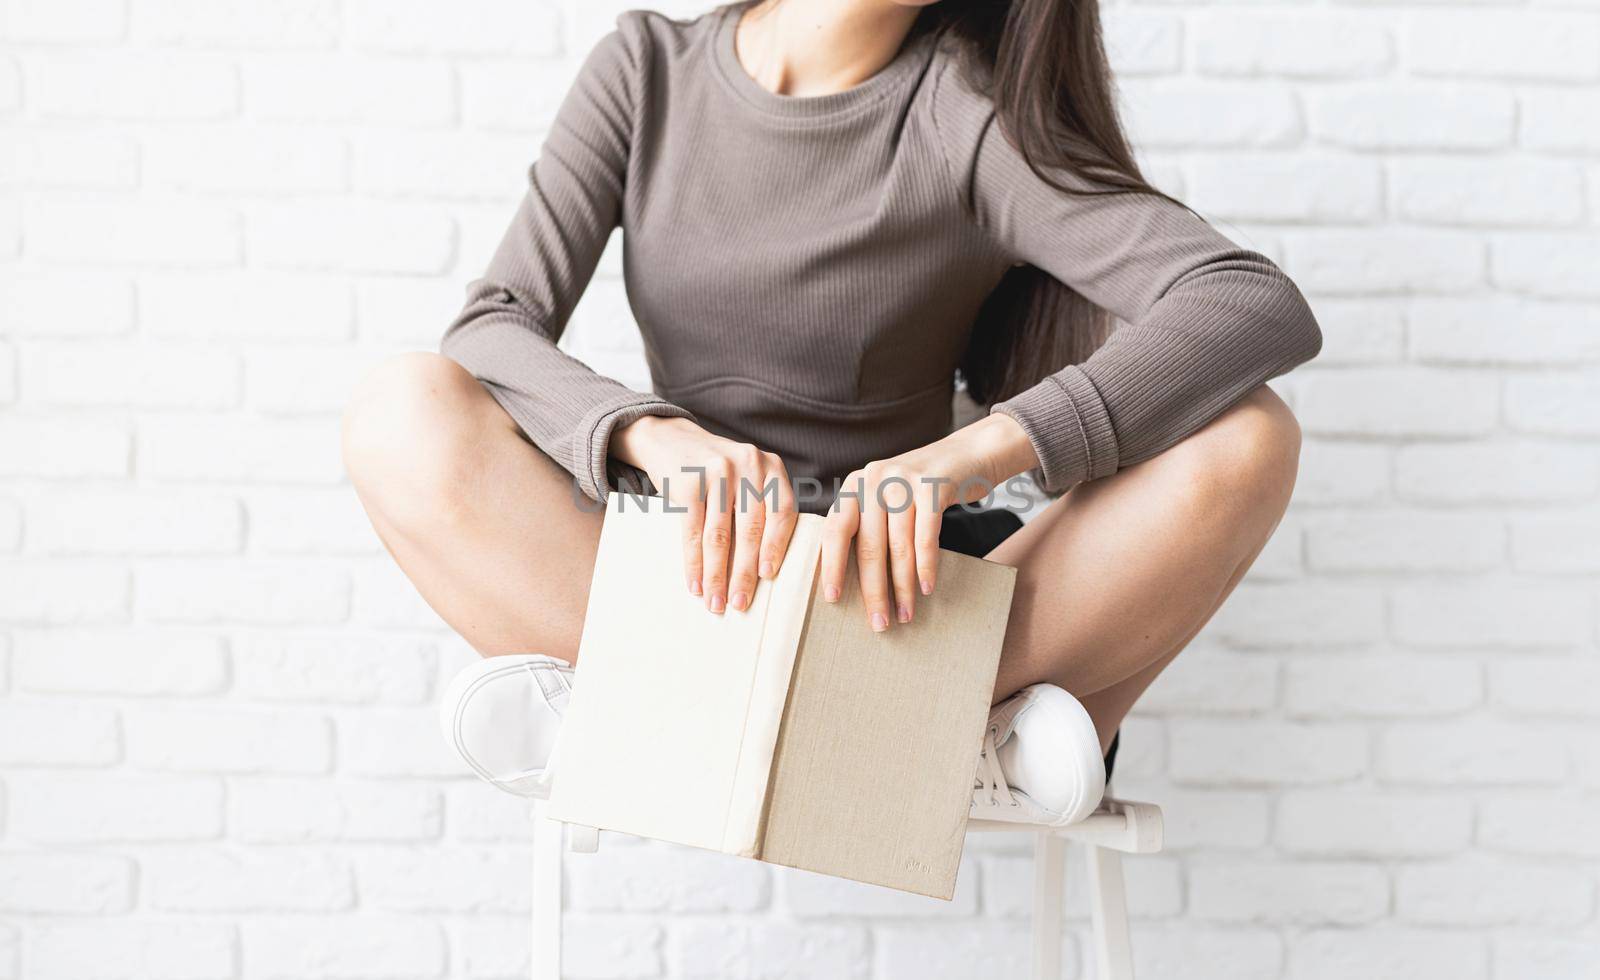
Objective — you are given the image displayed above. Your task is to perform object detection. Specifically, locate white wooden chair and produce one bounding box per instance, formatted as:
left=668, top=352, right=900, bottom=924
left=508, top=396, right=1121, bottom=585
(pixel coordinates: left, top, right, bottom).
left=527, top=793, right=1164, bottom=980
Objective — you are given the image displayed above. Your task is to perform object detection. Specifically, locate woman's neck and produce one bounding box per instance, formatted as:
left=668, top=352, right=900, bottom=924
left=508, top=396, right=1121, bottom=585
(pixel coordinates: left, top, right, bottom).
left=734, top=0, right=922, bottom=98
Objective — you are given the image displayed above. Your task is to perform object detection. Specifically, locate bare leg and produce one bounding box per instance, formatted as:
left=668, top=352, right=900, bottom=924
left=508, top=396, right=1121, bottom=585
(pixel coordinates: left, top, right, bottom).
left=987, top=386, right=1302, bottom=751
left=342, top=352, right=602, bottom=660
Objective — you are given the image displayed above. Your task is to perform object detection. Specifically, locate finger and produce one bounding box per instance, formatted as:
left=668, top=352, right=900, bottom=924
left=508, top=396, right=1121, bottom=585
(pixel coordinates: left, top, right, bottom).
left=680, top=481, right=706, bottom=597
left=820, top=476, right=860, bottom=604
left=914, top=485, right=944, bottom=597
left=726, top=458, right=766, bottom=612
left=701, top=460, right=734, bottom=614
left=886, top=484, right=917, bottom=624
left=757, top=457, right=798, bottom=580
left=856, top=481, right=893, bottom=633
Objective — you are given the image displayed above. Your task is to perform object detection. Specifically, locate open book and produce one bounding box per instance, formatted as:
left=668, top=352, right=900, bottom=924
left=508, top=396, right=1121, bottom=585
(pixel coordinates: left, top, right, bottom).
left=547, top=503, right=1017, bottom=898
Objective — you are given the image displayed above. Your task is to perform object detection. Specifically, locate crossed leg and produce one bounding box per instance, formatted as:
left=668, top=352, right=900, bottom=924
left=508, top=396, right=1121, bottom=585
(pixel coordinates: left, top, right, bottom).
left=343, top=353, right=1300, bottom=748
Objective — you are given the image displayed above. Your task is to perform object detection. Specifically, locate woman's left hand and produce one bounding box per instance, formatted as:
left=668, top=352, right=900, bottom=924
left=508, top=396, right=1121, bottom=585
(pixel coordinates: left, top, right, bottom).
left=821, top=413, right=1038, bottom=632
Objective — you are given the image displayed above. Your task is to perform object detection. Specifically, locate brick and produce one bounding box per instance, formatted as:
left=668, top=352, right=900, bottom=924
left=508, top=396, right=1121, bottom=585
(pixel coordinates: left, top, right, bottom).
left=1294, top=441, right=1390, bottom=505
left=338, top=707, right=463, bottom=776
left=231, top=778, right=442, bottom=842
left=353, top=131, right=534, bottom=201
left=1285, top=654, right=1482, bottom=718
left=144, top=848, right=354, bottom=911
left=1396, top=440, right=1599, bottom=503
left=0, top=56, right=17, bottom=114
left=1277, top=790, right=1471, bottom=857
left=877, top=925, right=1038, bottom=980
left=1397, top=859, right=1593, bottom=926
left=14, top=628, right=227, bottom=695
left=249, top=201, right=454, bottom=274
left=983, top=852, right=1181, bottom=919
left=1, top=417, right=129, bottom=478
left=142, top=271, right=350, bottom=341
left=1103, top=10, right=1182, bottom=76
left=1193, top=13, right=1391, bottom=77
left=1133, top=652, right=1278, bottom=714
left=244, top=345, right=384, bottom=415
left=1, top=128, right=140, bottom=188
left=357, top=276, right=467, bottom=344
left=1410, top=297, right=1600, bottom=365
left=344, top=0, right=559, bottom=54
left=0, top=343, right=12, bottom=403
left=672, top=922, right=868, bottom=980
left=0, top=496, right=18, bottom=551
left=1506, top=373, right=1600, bottom=436
left=350, top=558, right=451, bottom=630
left=27, top=194, right=239, bottom=266
left=1206, top=583, right=1384, bottom=648
left=138, top=559, right=349, bottom=624
left=243, top=55, right=455, bottom=125
left=1286, top=231, right=1483, bottom=294
left=1189, top=860, right=1388, bottom=924
left=27, top=922, right=237, bottom=980
left=1170, top=721, right=1368, bottom=786
left=1303, top=299, right=1405, bottom=365
left=24, top=342, right=239, bottom=409
left=1297, top=368, right=1498, bottom=437
left=145, top=126, right=347, bottom=193
left=1187, top=155, right=1381, bottom=223
left=1135, top=926, right=1282, bottom=980
left=243, top=918, right=445, bottom=979
left=30, top=53, right=238, bottom=119
left=125, top=707, right=332, bottom=773
left=1493, top=936, right=1600, bottom=980
left=1378, top=722, right=1568, bottom=786
left=1, top=0, right=126, bottom=42
left=1392, top=584, right=1590, bottom=649
left=357, top=848, right=531, bottom=913
left=8, top=773, right=223, bottom=842
left=0, top=853, right=132, bottom=912
left=248, top=488, right=381, bottom=554
left=1307, top=84, right=1513, bottom=150
left=460, top=61, right=569, bottom=132
left=1480, top=796, right=1600, bottom=858
left=458, top=917, right=664, bottom=980
left=1288, top=929, right=1486, bottom=980
left=132, top=0, right=340, bottom=47
left=1491, top=657, right=1600, bottom=716
left=0, top=270, right=133, bottom=336
left=1492, top=232, right=1600, bottom=300
left=1512, top=517, right=1600, bottom=574
left=27, top=488, right=242, bottom=555
left=0, top=559, right=128, bottom=623
left=1522, top=89, right=1600, bottom=153
left=1120, top=81, right=1300, bottom=149
left=0, top=919, right=13, bottom=980
left=1392, top=158, right=1585, bottom=227
left=446, top=783, right=540, bottom=842
left=1407, top=12, right=1600, bottom=81
left=0, top=700, right=120, bottom=766
left=1141, top=788, right=1271, bottom=851
left=566, top=846, right=772, bottom=913
left=139, top=415, right=344, bottom=484
left=1305, top=512, right=1504, bottom=572
left=234, top=634, right=433, bottom=703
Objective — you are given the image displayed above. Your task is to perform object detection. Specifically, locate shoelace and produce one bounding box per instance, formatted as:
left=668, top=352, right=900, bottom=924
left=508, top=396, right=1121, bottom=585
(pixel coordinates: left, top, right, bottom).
left=973, top=724, right=1018, bottom=809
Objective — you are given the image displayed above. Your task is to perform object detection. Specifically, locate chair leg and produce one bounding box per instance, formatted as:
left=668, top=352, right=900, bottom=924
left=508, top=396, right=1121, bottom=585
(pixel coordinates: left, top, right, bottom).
left=1085, top=844, right=1134, bottom=980
left=531, top=801, right=564, bottom=980
left=1032, top=831, right=1067, bottom=980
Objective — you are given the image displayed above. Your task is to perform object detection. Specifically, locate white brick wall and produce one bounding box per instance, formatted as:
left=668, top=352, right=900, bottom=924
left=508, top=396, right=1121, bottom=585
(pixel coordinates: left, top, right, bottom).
left=1, top=0, right=1597, bottom=977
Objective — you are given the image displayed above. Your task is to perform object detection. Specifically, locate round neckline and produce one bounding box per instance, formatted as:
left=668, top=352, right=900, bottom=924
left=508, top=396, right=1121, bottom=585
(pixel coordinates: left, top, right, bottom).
left=710, top=6, right=930, bottom=120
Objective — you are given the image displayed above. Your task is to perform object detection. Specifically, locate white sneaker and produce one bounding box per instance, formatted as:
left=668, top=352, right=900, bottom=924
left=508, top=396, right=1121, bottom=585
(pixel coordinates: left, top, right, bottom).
left=438, top=653, right=574, bottom=799
left=971, top=683, right=1106, bottom=827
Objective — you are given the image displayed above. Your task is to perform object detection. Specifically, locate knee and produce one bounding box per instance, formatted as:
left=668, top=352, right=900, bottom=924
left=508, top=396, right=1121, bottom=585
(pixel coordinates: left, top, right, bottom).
left=342, top=352, right=489, bottom=527
left=1165, top=386, right=1302, bottom=513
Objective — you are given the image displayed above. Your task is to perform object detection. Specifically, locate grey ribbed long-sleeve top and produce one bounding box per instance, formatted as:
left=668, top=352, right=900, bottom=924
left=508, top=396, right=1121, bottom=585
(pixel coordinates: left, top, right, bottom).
left=441, top=8, right=1322, bottom=510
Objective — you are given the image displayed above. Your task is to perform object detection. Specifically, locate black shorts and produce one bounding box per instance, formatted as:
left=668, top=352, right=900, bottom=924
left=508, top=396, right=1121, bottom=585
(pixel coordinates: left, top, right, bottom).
left=938, top=506, right=1120, bottom=784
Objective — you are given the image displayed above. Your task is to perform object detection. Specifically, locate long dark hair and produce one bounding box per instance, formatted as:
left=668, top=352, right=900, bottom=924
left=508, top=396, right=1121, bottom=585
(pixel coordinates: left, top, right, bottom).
left=924, top=0, right=1167, bottom=405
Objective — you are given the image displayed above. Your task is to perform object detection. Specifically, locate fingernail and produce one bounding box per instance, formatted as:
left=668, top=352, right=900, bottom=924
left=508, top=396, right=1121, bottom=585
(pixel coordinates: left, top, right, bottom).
left=824, top=584, right=840, bottom=602
left=710, top=594, right=725, bottom=614
left=689, top=578, right=702, bottom=596
left=759, top=561, right=774, bottom=578
left=920, top=578, right=932, bottom=596
left=897, top=603, right=911, bottom=624
left=870, top=612, right=887, bottom=633
left=731, top=591, right=748, bottom=611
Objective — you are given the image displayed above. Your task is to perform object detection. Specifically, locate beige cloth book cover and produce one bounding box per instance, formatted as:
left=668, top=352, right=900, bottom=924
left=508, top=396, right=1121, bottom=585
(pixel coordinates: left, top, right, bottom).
left=547, top=504, right=1016, bottom=899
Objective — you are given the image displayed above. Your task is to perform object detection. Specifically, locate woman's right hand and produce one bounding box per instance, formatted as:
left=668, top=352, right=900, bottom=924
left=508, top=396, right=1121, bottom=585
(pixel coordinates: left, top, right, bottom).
left=610, top=415, right=798, bottom=615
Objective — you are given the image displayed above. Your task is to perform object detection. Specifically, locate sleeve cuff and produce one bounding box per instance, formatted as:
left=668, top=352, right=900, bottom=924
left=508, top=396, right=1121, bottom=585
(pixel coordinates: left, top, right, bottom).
left=991, top=366, right=1120, bottom=494
left=575, top=395, right=695, bottom=503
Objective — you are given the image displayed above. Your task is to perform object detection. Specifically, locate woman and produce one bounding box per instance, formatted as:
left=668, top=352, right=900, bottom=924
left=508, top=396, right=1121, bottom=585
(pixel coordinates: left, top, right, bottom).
left=344, top=0, right=1319, bottom=827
